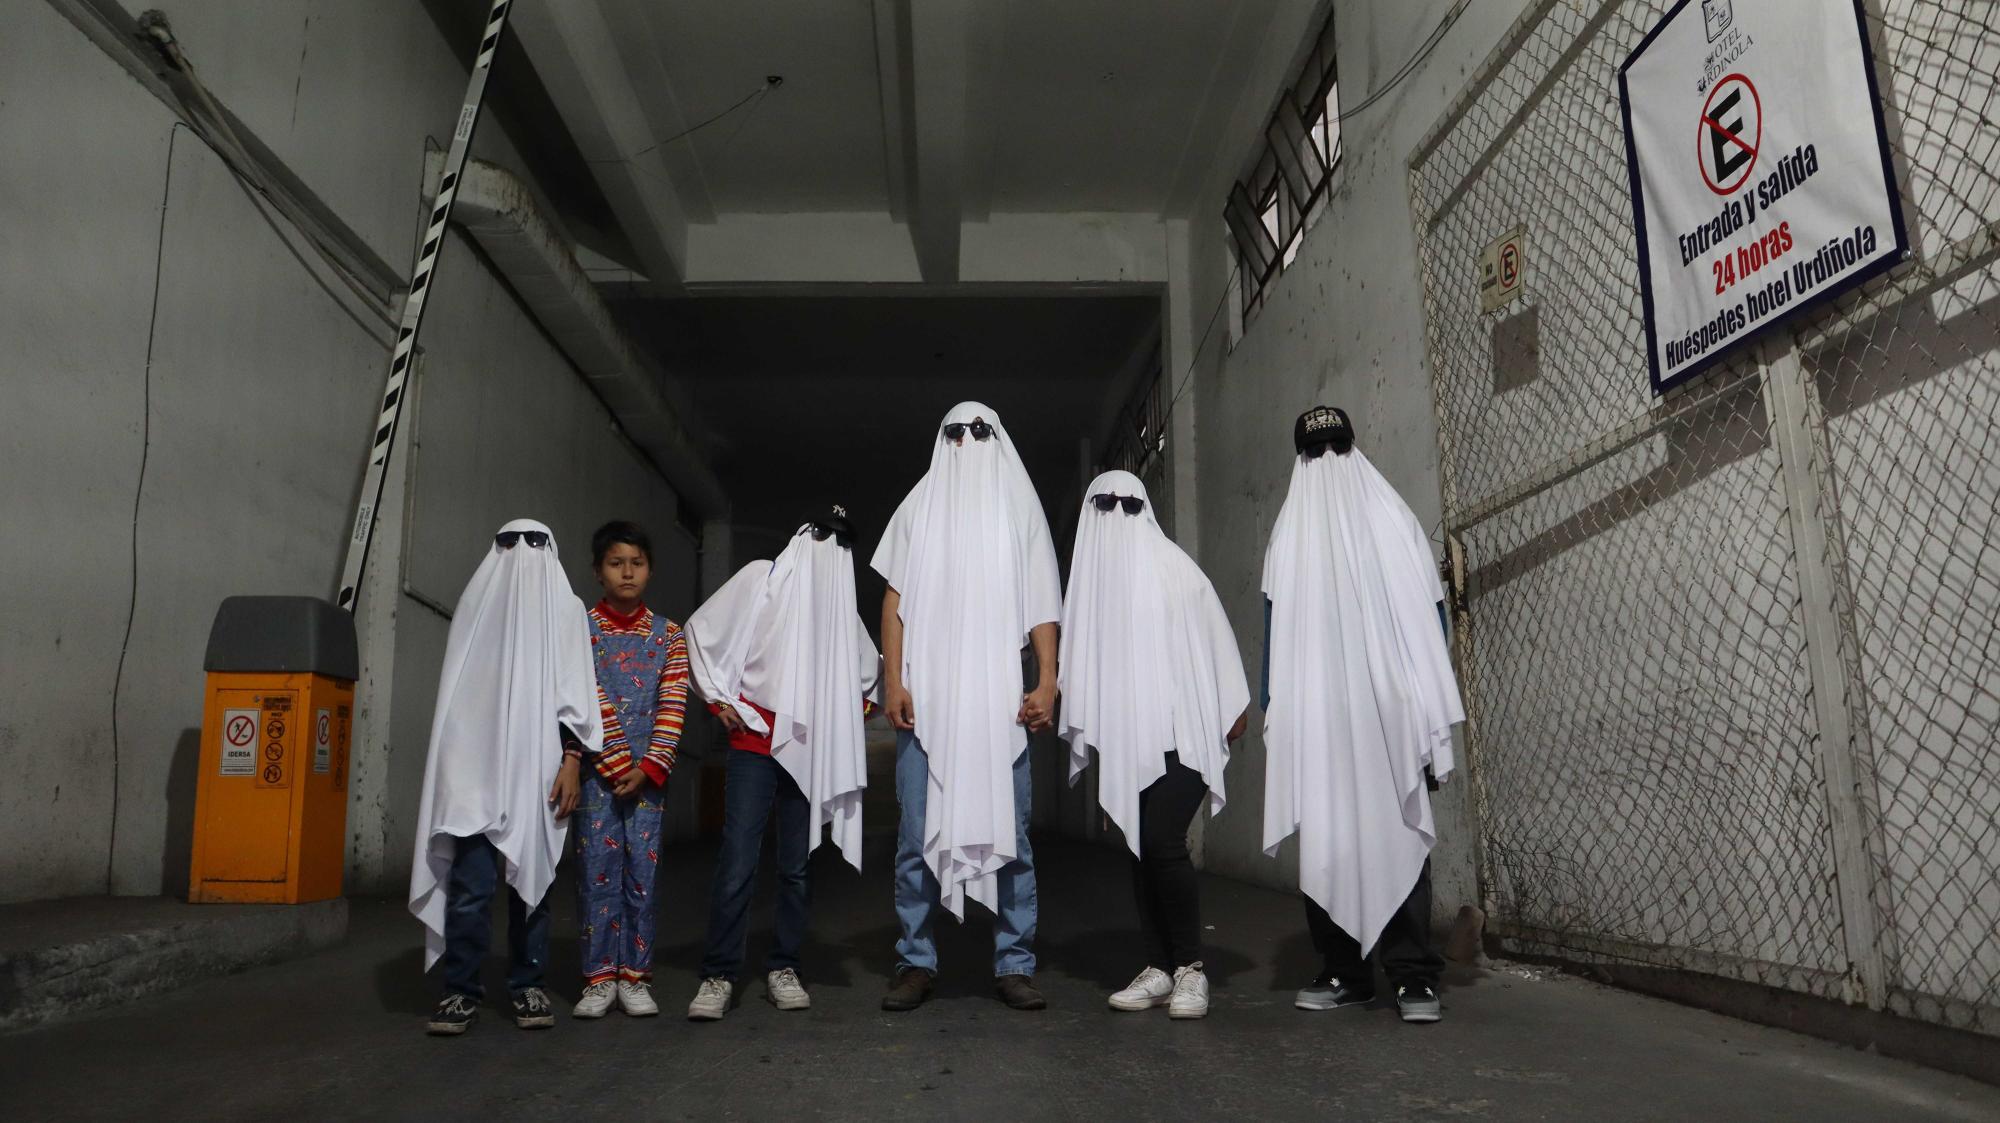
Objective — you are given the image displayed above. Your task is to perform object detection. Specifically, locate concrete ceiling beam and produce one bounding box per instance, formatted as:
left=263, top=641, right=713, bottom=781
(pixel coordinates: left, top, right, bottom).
left=605, top=0, right=719, bottom=223
left=905, top=0, right=969, bottom=283
left=679, top=212, right=1169, bottom=286
left=509, top=0, right=691, bottom=295
left=869, top=0, right=914, bottom=224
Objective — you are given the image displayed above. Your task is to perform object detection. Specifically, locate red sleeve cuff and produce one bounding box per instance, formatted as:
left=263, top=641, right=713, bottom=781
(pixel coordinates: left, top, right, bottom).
left=638, top=756, right=670, bottom=786
left=594, top=748, right=635, bottom=780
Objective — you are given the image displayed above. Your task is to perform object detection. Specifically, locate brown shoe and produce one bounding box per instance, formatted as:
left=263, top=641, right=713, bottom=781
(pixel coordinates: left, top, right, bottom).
left=995, top=974, right=1046, bottom=1011
left=881, top=967, right=934, bottom=1012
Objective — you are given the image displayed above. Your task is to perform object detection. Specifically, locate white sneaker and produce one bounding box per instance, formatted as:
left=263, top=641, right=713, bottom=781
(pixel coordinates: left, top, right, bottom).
left=687, top=977, right=732, bottom=1021
left=617, top=979, right=659, bottom=1017
left=572, top=980, right=617, bottom=1019
left=1108, top=966, right=1174, bottom=1011
left=767, top=968, right=811, bottom=1011
left=1169, top=963, right=1209, bottom=1020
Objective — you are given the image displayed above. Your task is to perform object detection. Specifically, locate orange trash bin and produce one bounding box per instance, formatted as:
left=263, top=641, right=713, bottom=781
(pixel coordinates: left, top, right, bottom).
left=188, top=596, right=358, bottom=904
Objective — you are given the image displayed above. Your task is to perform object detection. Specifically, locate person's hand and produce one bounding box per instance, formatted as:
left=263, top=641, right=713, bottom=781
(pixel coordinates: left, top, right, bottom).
left=1017, top=682, right=1057, bottom=733
left=715, top=703, right=747, bottom=734
left=1227, top=710, right=1248, bottom=744
left=548, top=758, right=581, bottom=820
left=885, top=682, right=915, bottom=730
left=611, top=767, right=648, bottom=798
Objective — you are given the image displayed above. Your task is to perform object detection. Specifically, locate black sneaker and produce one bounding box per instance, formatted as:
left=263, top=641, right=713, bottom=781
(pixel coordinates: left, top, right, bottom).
left=1396, top=983, right=1442, bottom=1023
left=1295, top=973, right=1375, bottom=1011
left=426, top=993, right=478, bottom=1036
left=512, top=987, right=556, bottom=1029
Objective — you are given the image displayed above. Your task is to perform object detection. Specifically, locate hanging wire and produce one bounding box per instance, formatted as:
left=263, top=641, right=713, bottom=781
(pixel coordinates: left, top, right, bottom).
left=623, top=76, right=780, bottom=162
left=137, top=15, right=397, bottom=343
left=1338, top=0, right=1472, bottom=121
left=587, top=77, right=781, bottom=200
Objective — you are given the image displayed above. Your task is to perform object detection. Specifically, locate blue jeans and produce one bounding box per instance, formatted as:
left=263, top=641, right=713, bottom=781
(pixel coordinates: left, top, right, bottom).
left=894, top=731, right=1037, bottom=977
left=698, top=749, right=811, bottom=981
left=441, top=833, right=551, bottom=998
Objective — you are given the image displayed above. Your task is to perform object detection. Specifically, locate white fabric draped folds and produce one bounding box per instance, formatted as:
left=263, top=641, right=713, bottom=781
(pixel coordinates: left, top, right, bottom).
left=684, top=530, right=882, bottom=870
left=1261, top=451, right=1463, bottom=956
left=1058, top=470, right=1249, bottom=856
left=408, top=518, right=603, bottom=971
left=871, top=401, right=1062, bottom=919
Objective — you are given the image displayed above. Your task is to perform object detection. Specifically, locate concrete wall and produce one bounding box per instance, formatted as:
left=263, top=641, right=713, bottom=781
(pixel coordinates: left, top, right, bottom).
left=1168, top=0, right=1538, bottom=924
left=0, top=0, right=690, bottom=901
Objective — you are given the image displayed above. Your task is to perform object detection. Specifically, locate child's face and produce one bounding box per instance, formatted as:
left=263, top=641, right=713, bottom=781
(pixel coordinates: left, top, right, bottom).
left=596, top=543, right=651, bottom=603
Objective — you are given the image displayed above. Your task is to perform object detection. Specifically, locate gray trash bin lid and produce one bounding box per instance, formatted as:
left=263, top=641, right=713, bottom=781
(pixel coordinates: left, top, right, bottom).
left=202, top=596, right=359, bottom=681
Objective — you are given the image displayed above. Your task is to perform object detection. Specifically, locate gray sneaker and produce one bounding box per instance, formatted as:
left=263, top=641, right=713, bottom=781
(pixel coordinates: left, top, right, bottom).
left=1396, top=983, right=1442, bottom=1023
left=687, top=977, right=733, bottom=1021
left=767, top=968, right=811, bottom=1011
left=1295, top=973, right=1375, bottom=1011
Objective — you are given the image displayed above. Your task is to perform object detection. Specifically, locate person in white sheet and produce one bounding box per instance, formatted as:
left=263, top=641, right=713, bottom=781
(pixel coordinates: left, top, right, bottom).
left=1261, top=406, right=1465, bottom=1025
left=873, top=402, right=1063, bottom=1013
left=1059, top=470, right=1249, bottom=1021
left=408, top=519, right=602, bottom=1037
left=680, top=504, right=882, bottom=1022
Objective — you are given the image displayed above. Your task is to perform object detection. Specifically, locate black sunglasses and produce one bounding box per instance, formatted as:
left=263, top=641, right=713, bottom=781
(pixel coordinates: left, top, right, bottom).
left=1090, top=494, right=1145, bottom=515
left=942, top=420, right=994, bottom=442
left=804, top=523, right=853, bottom=548
left=494, top=529, right=550, bottom=550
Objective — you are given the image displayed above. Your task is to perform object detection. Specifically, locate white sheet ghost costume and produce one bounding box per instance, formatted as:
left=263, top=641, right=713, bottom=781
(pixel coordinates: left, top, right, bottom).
left=685, top=524, right=883, bottom=870
left=873, top=402, right=1062, bottom=924
left=1059, top=470, right=1249, bottom=852
left=1261, top=444, right=1464, bottom=957
left=408, top=519, right=603, bottom=971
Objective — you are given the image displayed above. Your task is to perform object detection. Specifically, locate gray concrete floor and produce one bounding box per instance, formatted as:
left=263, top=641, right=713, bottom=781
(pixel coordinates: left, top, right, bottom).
left=3, top=833, right=1996, bottom=1122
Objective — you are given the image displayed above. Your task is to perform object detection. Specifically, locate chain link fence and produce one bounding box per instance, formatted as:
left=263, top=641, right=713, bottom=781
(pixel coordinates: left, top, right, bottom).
left=1409, top=0, right=1997, bottom=1036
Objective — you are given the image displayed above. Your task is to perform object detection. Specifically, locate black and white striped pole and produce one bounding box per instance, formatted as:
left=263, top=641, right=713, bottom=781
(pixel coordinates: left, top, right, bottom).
left=334, top=0, right=512, bottom=612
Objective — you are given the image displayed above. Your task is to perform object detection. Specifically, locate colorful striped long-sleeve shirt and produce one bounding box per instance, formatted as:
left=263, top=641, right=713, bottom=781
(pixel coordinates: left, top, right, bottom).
left=581, top=600, right=690, bottom=785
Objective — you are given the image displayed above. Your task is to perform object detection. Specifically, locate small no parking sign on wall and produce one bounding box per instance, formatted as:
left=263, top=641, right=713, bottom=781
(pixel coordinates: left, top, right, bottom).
left=1480, top=226, right=1527, bottom=313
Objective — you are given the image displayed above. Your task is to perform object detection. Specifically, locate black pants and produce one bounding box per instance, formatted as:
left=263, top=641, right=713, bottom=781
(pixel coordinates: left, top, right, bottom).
left=1133, top=752, right=1208, bottom=971
left=1305, top=859, right=1443, bottom=990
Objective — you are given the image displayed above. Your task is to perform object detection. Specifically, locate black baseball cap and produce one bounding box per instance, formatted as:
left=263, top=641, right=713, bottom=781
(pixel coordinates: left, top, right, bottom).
left=1294, top=405, right=1355, bottom=455
left=818, top=504, right=854, bottom=540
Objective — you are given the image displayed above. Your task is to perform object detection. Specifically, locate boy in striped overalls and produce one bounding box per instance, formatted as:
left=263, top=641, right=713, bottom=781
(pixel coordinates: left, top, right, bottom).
left=568, top=520, right=690, bottom=1018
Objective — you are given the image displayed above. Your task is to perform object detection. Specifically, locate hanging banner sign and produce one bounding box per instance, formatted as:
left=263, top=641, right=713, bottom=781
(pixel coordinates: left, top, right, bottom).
left=1619, top=0, right=1907, bottom=393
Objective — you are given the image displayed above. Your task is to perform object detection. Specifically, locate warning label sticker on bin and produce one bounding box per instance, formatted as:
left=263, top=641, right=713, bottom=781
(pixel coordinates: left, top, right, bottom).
left=314, top=709, right=333, bottom=773
left=220, top=709, right=259, bottom=776
left=256, top=695, right=292, bottom=789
